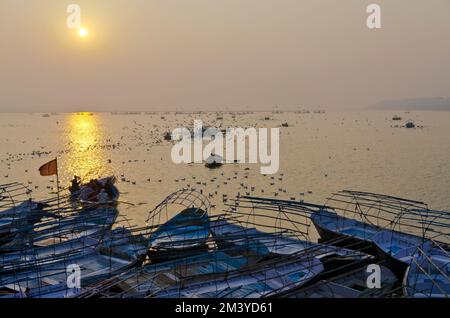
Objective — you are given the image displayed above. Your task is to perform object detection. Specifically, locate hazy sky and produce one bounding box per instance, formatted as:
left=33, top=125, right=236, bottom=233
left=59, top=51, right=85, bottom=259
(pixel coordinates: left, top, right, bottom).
left=1, top=0, right=449, bottom=111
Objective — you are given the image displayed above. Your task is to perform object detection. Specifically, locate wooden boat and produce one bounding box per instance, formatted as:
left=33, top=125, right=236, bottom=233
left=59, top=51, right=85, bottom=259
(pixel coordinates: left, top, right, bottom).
left=205, top=154, right=223, bottom=169
left=210, top=218, right=372, bottom=268
left=370, top=230, right=431, bottom=279
left=0, top=207, right=119, bottom=269
left=210, top=218, right=314, bottom=257
left=71, top=177, right=120, bottom=207
left=163, top=132, right=172, bottom=141
left=153, top=255, right=325, bottom=298
left=405, top=121, right=416, bottom=128
left=0, top=200, right=51, bottom=248
left=311, top=210, right=443, bottom=279
left=282, top=264, right=398, bottom=298
left=145, top=189, right=213, bottom=263
left=403, top=247, right=449, bottom=298
left=310, top=191, right=444, bottom=253
left=147, top=207, right=210, bottom=262
left=79, top=192, right=377, bottom=298
left=0, top=214, right=145, bottom=298
left=90, top=216, right=372, bottom=298
left=78, top=220, right=275, bottom=298
left=0, top=248, right=139, bottom=298
left=311, top=209, right=382, bottom=255
left=98, top=247, right=262, bottom=298
left=144, top=195, right=369, bottom=299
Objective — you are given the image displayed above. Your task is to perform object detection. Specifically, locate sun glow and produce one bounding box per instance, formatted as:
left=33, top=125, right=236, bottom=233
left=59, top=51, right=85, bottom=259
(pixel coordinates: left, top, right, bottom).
left=78, top=28, right=88, bottom=38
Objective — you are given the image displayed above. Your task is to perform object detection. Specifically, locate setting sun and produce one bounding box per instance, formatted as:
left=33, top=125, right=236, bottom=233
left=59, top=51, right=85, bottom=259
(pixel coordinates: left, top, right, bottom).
left=78, top=27, right=88, bottom=37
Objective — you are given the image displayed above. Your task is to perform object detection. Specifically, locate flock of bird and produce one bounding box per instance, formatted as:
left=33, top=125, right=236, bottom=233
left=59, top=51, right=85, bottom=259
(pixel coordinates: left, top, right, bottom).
left=0, top=110, right=422, bottom=216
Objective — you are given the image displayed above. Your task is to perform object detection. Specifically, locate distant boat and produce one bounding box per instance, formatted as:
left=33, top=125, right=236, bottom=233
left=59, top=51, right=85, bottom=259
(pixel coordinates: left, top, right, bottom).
left=205, top=154, right=223, bottom=169
left=405, top=121, right=416, bottom=128
left=163, top=132, right=172, bottom=141
left=392, top=115, right=402, bottom=121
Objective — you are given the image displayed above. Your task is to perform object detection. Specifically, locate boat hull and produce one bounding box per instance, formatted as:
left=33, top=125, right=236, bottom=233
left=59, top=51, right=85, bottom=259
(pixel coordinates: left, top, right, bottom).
left=373, top=245, right=409, bottom=280
left=313, top=221, right=378, bottom=256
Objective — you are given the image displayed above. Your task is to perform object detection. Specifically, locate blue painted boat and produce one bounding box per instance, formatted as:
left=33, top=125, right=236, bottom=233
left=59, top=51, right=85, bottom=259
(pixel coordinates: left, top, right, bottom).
left=282, top=264, right=398, bottom=298
left=111, top=249, right=261, bottom=298
left=311, top=208, right=450, bottom=281
left=147, top=207, right=210, bottom=262
left=210, top=218, right=314, bottom=257
left=370, top=230, right=432, bottom=278
left=403, top=247, right=450, bottom=298
left=311, top=209, right=381, bottom=255
left=153, top=255, right=325, bottom=298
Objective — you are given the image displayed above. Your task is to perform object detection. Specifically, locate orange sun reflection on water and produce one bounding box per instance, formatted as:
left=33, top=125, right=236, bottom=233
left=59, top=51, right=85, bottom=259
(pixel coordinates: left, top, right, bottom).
left=62, top=113, right=111, bottom=183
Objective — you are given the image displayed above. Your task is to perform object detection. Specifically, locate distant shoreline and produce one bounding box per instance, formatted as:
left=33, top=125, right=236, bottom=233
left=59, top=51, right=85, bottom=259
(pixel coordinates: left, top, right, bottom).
left=372, top=97, right=450, bottom=111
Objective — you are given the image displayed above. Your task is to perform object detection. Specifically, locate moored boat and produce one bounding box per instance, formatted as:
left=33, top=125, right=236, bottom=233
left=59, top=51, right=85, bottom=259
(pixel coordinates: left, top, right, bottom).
left=403, top=247, right=449, bottom=298
left=282, top=264, right=398, bottom=298
left=147, top=207, right=210, bottom=262
left=311, top=209, right=380, bottom=255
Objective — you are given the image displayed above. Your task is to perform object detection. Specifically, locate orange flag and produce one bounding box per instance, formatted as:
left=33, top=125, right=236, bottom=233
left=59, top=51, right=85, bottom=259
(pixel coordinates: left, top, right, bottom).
left=39, top=158, right=58, bottom=176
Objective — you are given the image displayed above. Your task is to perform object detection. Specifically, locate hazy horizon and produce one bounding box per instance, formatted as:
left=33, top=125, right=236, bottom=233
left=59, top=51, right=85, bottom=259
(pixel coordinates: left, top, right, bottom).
left=1, top=0, right=449, bottom=112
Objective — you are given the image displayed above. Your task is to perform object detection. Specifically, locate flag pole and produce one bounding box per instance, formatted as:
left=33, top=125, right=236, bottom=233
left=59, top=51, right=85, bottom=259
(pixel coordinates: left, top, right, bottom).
left=55, top=158, right=62, bottom=244
left=55, top=157, right=60, bottom=209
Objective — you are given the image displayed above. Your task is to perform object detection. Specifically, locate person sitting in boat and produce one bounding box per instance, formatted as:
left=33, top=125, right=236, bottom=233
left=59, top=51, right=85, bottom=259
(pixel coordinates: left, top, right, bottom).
left=85, top=179, right=101, bottom=201
left=87, top=179, right=99, bottom=190
left=104, top=179, right=115, bottom=199
left=69, top=175, right=81, bottom=193
left=97, top=189, right=110, bottom=203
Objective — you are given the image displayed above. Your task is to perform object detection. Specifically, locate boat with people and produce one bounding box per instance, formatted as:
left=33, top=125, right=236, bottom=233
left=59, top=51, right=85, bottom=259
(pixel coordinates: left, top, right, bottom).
left=69, top=176, right=120, bottom=206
